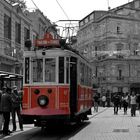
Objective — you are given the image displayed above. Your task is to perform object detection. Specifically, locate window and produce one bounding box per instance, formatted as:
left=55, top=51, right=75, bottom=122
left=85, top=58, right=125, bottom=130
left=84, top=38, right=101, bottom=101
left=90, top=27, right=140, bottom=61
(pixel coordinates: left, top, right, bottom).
left=4, top=14, right=11, bottom=39
left=24, top=27, right=30, bottom=40
left=119, top=69, right=122, bottom=78
left=66, top=57, right=69, bottom=83
left=89, top=68, right=92, bottom=86
left=15, top=22, right=21, bottom=43
left=33, top=59, right=43, bottom=82
left=45, top=58, right=56, bottom=82
left=25, top=57, right=30, bottom=84
left=59, top=57, right=64, bottom=83
left=137, top=70, right=140, bottom=77
left=80, top=62, right=85, bottom=85
left=85, top=65, right=88, bottom=86
left=118, top=87, right=123, bottom=93
left=116, top=43, right=123, bottom=51
left=117, top=26, right=121, bottom=34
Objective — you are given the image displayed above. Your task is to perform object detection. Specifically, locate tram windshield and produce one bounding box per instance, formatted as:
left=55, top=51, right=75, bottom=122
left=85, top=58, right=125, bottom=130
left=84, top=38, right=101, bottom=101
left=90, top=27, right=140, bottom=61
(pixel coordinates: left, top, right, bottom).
left=32, top=58, right=43, bottom=82
left=24, top=56, right=70, bottom=84
left=45, top=58, right=56, bottom=82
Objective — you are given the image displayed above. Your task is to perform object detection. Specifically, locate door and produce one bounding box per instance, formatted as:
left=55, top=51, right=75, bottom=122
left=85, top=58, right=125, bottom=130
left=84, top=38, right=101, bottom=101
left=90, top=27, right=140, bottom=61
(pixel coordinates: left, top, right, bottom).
left=70, top=57, right=77, bottom=115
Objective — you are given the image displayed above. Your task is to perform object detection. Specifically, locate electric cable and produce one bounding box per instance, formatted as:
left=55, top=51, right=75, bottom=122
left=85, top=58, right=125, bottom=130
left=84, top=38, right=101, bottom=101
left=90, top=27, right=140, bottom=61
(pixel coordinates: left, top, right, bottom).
left=29, top=0, right=39, bottom=10
left=55, top=0, right=70, bottom=20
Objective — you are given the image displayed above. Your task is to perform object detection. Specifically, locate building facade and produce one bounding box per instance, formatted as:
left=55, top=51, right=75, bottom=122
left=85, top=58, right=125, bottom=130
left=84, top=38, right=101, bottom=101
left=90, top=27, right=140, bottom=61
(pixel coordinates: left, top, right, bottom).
left=0, top=0, right=56, bottom=88
left=0, top=0, right=33, bottom=88
left=76, top=0, right=140, bottom=96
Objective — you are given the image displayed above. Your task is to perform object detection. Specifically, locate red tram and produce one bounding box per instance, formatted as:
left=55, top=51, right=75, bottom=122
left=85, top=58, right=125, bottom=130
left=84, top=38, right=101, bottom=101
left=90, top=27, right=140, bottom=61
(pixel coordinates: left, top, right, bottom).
left=21, top=33, right=93, bottom=127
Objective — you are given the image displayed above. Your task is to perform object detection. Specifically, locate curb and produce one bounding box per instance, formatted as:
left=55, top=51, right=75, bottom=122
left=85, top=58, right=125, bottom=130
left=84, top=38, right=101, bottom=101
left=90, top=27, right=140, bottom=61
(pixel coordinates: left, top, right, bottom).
left=88, top=107, right=108, bottom=119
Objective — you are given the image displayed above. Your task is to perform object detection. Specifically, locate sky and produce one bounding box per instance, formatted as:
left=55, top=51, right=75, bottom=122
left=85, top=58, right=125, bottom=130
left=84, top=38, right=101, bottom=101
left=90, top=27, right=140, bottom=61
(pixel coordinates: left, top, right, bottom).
left=25, top=0, right=133, bottom=37
left=25, top=0, right=133, bottom=22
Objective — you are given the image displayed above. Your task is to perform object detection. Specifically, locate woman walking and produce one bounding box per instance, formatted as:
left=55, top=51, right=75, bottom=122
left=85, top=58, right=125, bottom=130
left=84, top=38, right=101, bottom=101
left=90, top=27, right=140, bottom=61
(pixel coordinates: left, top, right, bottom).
left=130, top=91, right=137, bottom=117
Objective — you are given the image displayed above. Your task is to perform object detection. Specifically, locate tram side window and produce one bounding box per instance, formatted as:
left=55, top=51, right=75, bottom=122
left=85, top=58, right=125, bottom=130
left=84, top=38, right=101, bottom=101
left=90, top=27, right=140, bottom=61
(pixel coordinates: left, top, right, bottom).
left=59, top=57, right=64, bottom=83
left=89, top=68, right=92, bottom=86
left=25, top=57, right=30, bottom=84
left=66, top=57, right=69, bottom=84
left=33, top=59, right=43, bottom=82
left=80, top=62, right=85, bottom=85
left=85, top=65, right=88, bottom=86
left=45, top=58, right=56, bottom=82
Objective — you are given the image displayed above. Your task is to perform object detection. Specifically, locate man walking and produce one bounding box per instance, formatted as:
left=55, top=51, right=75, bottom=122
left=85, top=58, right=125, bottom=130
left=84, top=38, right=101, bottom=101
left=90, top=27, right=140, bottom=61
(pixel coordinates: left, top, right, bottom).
left=0, top=90, right=3, bottom=132
left=1, top=87, right=12, bottom=135
left=11, top=86, right=23, bottom=131
left=113, top=93, right=120, bottom=115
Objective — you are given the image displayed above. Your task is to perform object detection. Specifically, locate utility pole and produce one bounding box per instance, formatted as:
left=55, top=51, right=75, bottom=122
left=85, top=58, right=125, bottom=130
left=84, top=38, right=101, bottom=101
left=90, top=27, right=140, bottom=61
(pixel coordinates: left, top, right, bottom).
left=55, top=20, right=80, bottom=45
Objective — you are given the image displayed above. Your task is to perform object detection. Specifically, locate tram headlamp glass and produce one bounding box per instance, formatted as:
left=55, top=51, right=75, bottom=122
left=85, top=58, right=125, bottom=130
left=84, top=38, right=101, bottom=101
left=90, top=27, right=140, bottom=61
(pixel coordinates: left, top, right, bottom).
left=38, top=95, right=49, bottom=107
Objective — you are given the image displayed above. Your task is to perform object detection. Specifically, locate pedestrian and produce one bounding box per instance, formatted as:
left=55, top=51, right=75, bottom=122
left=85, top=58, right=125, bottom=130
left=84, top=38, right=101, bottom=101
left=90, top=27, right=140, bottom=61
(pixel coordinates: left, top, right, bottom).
left=18, top=87, right=23, bottom=108
left=101, top=95, right=106, bottom=107
left=136, top=94, right=140, bottom=114
left=113, top=93, right=120, bottom=115
left=93, top=93, right=99, bottom=112
left=130, top=91, right=137, bottom=117
left=11, top=86, right=23, bottom=131
left=122, top=93, right=129, bottom=115
left=0, top=90, right=3, bottom=132
left=119, top=94, right=123, bottom=110
left=1, top=87, right=12, bottom=135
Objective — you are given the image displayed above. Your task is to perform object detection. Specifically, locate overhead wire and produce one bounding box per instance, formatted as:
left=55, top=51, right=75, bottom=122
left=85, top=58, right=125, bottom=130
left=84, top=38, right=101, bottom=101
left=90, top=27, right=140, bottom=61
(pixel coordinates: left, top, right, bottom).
left=29, top=0, right=39, bottom=10
left=55, top=0, right=76, bottom=42
left=28, top=0, right=75, bottom=41
left=55, top=0, right=70, bottom=21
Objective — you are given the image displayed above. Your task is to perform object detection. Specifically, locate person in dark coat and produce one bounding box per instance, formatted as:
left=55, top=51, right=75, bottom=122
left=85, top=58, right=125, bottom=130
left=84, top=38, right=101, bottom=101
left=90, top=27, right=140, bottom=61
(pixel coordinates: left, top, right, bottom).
left=0, top=90, right=3, bottom=131
left=113, top=93, right=120, bottom=115
left=11, top=86, right=23, bottom=131
left=93, top=93, right=99, bottom=112
left=1, top=87, right=12, bottom=135
left=136, top=94, right=140, bottom=114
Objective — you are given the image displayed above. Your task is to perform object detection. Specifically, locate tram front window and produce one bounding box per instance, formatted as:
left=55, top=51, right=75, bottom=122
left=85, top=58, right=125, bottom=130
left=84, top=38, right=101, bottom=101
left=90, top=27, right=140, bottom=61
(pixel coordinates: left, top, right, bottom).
left=45, top=58, right=56, bottom=82
left=33, top=59, right=43, bottom=82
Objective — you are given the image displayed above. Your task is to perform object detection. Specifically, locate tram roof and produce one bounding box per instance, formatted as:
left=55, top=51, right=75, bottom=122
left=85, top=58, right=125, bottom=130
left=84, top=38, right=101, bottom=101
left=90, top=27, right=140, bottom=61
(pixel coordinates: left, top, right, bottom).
left=0, top=71, right=23, bottom=81
left=24, top=47, right=90, bottom=63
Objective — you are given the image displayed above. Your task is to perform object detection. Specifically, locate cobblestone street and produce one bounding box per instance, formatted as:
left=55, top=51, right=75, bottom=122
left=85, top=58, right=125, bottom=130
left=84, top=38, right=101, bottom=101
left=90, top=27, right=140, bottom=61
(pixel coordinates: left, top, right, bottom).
left=69, top=107, right=140, bottom=140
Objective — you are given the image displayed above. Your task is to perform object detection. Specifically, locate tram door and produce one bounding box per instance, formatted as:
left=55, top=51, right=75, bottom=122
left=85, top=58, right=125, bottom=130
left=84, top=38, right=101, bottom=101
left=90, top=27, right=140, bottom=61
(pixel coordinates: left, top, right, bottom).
left=70, top=57, right=77, bottom=115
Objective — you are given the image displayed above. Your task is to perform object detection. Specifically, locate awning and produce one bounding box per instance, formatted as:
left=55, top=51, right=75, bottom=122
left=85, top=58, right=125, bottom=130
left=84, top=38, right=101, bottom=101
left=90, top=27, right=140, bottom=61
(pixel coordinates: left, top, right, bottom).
left=0, top=71, right=23, bottom=81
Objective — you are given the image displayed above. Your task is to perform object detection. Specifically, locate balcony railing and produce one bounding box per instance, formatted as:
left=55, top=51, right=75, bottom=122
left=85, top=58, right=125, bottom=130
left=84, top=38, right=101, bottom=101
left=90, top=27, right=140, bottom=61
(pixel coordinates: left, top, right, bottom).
left=0, top=38, right=23, bottom=61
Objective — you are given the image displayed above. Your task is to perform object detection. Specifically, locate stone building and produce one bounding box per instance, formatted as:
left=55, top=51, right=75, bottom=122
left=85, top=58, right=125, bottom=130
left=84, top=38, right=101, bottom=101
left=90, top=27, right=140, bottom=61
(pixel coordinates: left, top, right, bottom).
left=0, top=0, right=56, bottom=88
left=0, top=0, right=33, bottom=88
left=76, top=0, right=140, bottom=96
left=24, top=9, right=58, bottom=50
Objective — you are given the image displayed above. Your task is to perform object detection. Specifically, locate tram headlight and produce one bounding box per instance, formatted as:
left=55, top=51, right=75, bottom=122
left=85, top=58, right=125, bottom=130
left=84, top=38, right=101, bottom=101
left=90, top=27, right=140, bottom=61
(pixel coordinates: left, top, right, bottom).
left=34, top=89, right=40, bottom=95
left=37, top=95, right=49, bottom=107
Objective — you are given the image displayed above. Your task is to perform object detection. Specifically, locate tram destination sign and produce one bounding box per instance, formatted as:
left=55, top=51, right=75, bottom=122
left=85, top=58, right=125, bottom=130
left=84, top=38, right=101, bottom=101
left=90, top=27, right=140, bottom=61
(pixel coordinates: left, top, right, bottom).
left=35, top=33, right=60, bottom=47
left=35, top=39, right=60, bottom=47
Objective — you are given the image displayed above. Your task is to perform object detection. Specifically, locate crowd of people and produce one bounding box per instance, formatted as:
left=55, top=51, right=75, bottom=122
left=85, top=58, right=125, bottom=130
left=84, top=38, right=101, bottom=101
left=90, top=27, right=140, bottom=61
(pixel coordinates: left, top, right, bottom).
left=0, top=86, right=23, bottom=136
left=93, top=91, right=140, bottom=117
